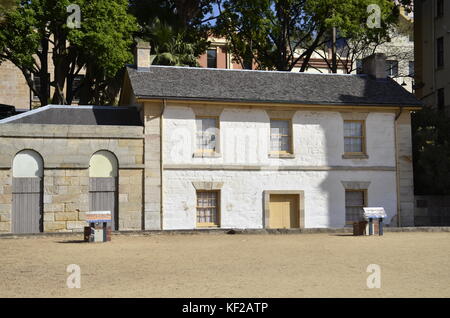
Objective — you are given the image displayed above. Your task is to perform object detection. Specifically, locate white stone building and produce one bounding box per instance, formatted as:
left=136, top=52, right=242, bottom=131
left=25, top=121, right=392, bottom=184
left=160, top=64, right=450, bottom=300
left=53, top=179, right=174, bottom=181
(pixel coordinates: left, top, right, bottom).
left=118, top=47, right=421, bottom=231
left=0, top=47, right=421, bottom=234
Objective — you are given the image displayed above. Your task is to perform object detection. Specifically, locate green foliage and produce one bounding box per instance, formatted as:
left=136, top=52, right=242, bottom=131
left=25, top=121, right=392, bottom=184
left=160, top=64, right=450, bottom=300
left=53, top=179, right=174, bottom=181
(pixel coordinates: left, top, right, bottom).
left=0, top=0, right=15, bottom=13
left=146, top=18, right=200, bottom=66
left=129, top=0, right=212, bottom=67
left=0, top=0, right=137, bottom=106
left=412, top=108, right=450, bottom=195
left=214, top=0, right=398, bottom=71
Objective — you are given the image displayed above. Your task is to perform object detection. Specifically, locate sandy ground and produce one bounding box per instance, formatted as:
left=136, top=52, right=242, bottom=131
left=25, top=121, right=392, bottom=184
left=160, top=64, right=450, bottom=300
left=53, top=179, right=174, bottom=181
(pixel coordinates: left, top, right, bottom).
left=0, top=232, right=449, bottom=298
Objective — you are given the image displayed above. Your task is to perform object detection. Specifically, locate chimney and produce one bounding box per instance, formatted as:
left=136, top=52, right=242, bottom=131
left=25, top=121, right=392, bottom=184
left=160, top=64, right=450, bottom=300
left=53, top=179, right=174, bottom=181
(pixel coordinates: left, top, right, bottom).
left=362, top=53, right=387, bottom=79
left=135, top=39, right=151, bottom=68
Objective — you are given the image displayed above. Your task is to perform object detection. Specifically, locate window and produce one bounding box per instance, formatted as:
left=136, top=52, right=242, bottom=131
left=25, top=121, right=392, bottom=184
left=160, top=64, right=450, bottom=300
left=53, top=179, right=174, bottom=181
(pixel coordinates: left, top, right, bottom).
left=207, top=48, right=217, bottom=68
left=243, top=56, right=253, bottom=70
left=437, top=37, right=444, bottom=68
left=408, top=61, right=414, bottom=77
left=31, top=73, right=50, bottom=101
left=356, top=59, right=363, bottom=74
left=344, top=121, right=365, bottom=154
left=386, top=60, right=399, bottom=77
left=437, top=0, right=444, bottom=18
left=437, top=88, right=445, bottom=111
left=32, top=74, right=42, bottom=101
left=270, top=119, right=292, bottom=154
left=196, top=117, right=218, bottom=153
left=72, top=75, right=84, bottom=101
left=196, top=191, right=220, bottom=227
left=345, top=190, right=366, bottom=224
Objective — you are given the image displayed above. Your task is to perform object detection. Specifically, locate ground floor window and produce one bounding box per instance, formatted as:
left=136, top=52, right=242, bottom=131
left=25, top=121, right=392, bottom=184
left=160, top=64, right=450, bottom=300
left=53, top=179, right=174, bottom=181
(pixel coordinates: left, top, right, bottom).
left=345, top=190, right=366, bottom=224
left=196, top=191, right=220, bottom=227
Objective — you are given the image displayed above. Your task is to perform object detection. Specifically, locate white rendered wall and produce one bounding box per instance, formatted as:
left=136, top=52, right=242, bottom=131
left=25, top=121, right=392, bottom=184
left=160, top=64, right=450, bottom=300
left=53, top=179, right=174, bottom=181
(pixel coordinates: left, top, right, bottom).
left=162, top=105, right=398, bottom=229
left=163, top=105, right=396, bottom=167
left=163, top=170, right=397, bottom=229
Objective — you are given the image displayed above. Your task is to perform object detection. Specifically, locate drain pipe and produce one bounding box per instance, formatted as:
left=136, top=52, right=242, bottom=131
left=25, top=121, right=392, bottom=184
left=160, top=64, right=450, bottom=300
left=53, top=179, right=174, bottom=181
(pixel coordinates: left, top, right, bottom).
left=160, top=99, right=166, bottom=230
left=394, top=107, right=403, bottom=227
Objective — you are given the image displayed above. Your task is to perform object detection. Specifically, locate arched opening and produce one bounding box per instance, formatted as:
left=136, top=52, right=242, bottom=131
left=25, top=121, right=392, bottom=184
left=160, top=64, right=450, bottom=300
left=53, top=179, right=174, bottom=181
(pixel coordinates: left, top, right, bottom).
left=12, top=150, right=44, bottom=233
left=89, top=151, right=118, bottom=230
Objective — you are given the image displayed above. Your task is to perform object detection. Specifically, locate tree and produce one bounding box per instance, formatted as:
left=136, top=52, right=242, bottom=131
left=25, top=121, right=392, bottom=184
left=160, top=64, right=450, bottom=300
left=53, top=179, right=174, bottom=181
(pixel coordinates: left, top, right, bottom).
left=146, top=18, right=201, bottom=67
left=130, top=0, right=214, bottom=67
left=0, top=0, right=15, bottom=16
left=412, top=108, right=450, bottom=195
left=214, top=0, right=398, bottom=71
left=313, top=4, right=412, bottom=75
left=0, top=0, right=137, bottom=106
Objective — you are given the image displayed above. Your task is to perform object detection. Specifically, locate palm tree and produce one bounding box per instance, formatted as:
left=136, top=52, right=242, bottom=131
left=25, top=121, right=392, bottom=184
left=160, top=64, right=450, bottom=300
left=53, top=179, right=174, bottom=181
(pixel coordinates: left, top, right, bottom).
left=147, top=18, right=199, bottom=67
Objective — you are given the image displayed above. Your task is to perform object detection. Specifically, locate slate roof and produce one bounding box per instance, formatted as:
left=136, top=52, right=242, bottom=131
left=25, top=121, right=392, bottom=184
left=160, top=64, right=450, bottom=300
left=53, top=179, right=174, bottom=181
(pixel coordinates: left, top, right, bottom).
left=0, top=105, right=143, bottom=126
left=127, top=65, right=422, bottom=107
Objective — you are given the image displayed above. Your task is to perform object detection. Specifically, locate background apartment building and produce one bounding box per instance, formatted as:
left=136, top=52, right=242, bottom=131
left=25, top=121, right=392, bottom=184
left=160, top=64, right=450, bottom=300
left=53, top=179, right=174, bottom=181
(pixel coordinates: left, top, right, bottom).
left=199, top=8, right=415, bottom=93
left=414, top=0, right=449, bottom=114
left=0, top=49, right=85, bottom=110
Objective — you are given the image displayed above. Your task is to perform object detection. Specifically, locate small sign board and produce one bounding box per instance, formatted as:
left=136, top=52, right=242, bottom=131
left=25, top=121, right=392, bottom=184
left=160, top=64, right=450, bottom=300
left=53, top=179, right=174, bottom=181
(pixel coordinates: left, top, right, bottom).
left=363, top=207, right=386, bottom=219
left=86, top=211, right=112, bottom=223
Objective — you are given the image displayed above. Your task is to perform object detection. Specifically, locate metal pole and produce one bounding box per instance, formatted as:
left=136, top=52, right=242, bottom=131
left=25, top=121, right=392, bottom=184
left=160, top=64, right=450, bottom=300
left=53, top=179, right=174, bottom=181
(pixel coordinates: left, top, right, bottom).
left=332, top=26, right=337, bottom=73
left=379, top=218, right=384, bottom=236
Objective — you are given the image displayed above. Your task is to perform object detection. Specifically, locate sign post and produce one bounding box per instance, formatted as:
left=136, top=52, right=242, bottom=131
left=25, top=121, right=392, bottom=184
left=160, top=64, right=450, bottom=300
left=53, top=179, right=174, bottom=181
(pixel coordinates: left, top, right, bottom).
left=84, top=211, right=112, bottom=242
left=363, top=207, right=387, bottom=236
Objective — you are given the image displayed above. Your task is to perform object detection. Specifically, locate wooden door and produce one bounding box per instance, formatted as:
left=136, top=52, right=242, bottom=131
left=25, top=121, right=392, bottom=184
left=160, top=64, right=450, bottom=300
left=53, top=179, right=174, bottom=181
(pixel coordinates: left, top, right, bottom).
left=89, top=177, right=117, bottom=230
left=12, top=178, right=43, bottom=233
left=269, top=194, right=299, bottom=229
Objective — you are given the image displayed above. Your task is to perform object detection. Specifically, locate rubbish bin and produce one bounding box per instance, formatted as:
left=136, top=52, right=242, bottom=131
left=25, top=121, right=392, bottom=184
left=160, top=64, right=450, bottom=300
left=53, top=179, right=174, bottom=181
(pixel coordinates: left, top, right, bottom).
left=353, top=221, right=368, bottom=236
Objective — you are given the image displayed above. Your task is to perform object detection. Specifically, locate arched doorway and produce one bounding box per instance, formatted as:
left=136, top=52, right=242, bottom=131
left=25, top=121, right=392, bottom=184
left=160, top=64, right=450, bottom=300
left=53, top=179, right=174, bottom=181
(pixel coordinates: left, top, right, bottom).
left=89, top=151, right=118, bottom=230
left=12, top=150, right=44, bottom=233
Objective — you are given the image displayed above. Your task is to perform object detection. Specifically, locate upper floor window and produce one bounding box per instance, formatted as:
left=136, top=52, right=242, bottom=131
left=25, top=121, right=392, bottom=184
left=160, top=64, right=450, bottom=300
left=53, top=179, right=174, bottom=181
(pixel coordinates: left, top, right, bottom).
left=196, top=117, right=218, bottom=153
left=437, top=0, right=444, bottom=18
left=72, top=75, right=84, bottom=101
left=270, top=119, right=292, bottom=154
left=437, top=88, right=445, bottom=111
left=207, top=48, right=217, bottom=68
left=437, top=37, right=444, bottom=68
left=32, top=74, right=41, bottom=101
left=243, top=56, right=253, bottom=70
left=356, top=59, right=363, bottom=74
left=408, top=61, right=414, bottom=77
left=31, top=73, right=50, bottom=102
left=344, top=120, right=365, bottom=154
left=386, top=60, right=399, bottom=77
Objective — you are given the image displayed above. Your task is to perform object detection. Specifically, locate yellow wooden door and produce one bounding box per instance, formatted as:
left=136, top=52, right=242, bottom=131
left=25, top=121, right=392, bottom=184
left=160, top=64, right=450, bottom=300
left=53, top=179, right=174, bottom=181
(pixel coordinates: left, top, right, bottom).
left=269, top=194, right=299, bottom=229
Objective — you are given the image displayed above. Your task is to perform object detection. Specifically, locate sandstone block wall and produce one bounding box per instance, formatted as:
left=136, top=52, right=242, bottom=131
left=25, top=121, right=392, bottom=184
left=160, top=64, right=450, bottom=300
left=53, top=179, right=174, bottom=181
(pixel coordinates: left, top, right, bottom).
left=144, top=102, right=163, bottom=230
left=0, top=124, right=144, bottom=233
left=0, top=170, right=12, bottom=232
left=0, top=60, right=30, bottom=109
left=396, top=111, right=415, bottom=227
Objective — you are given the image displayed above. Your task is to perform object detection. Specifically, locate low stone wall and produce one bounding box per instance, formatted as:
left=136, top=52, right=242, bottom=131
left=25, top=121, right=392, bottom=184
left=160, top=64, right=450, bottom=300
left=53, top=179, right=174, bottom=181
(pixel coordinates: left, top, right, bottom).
left=0, top=123, right=144, bottom=233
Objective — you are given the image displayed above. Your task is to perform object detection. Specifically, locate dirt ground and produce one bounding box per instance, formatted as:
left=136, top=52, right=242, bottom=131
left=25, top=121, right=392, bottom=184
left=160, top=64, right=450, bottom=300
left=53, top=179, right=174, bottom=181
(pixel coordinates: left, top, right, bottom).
left=0, top=232, right=449, bottom=298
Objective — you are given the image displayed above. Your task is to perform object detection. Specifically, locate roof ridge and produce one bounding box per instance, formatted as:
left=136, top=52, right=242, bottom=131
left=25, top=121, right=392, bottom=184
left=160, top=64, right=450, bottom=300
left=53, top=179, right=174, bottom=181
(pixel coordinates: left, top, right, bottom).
left=134, top=65, right=365, bottom=77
